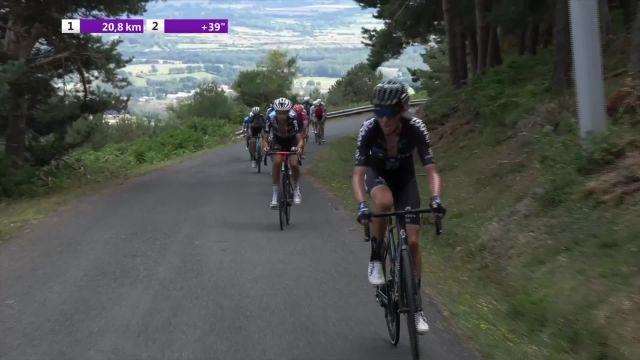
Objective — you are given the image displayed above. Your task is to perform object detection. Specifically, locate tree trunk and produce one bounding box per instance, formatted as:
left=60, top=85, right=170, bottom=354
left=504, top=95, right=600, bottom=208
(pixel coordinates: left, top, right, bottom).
left=487, top=25, right=502, bottom=67
left=620, top=0, right=635, bottom=30
left=468, top=29, right=478, bottom=77
left=518, top=27, right=527, bottom=55
left=541, top=22, right=554, bottom=48
left=630, top=1, right=640, bottom=74
left=2, top=16, right=42, bottom=164
left=475, top=0, right=490, bottom=73
left=443, top=0, right=462, bottom=87
left=526, top=20, right=540, bottom=55
left=456, top=28, right=469, bottom=84
left=599, top=0, right=610, bottom=45
left=552, top=0, right=572, bottom=91
left=5, top=97, right=28, bottom=163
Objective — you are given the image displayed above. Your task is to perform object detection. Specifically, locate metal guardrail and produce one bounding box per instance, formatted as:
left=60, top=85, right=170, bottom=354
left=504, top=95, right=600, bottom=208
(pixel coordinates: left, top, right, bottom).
left=326, top=98, right=428, bottom=119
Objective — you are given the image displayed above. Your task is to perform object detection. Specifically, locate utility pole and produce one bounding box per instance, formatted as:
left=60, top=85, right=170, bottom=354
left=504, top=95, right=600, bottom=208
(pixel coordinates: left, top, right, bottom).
left=569, top=0, right=608, bottom=138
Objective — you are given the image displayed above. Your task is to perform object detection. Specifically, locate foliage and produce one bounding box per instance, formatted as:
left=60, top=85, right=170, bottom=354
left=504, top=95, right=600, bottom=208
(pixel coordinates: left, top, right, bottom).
left=233, top=50, right=298, bottom=108
left=1, top=0, right=151, bottom=163
left=169, top=82, right=242, bottom=120
left=326, top=63, right=382, bottom=107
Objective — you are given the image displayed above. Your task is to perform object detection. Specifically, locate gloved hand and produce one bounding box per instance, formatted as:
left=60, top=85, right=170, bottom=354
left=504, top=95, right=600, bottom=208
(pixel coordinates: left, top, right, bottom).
left=357, top=201, right=372, bottom=224
left=430, top=195, right=446, bottom=216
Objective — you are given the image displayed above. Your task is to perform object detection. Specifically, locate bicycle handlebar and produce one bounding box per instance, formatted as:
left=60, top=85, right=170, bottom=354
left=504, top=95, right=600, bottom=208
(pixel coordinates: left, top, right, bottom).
left=363, top=207, right=444, bottom=241
left=265, top=151, right=303, bottom=166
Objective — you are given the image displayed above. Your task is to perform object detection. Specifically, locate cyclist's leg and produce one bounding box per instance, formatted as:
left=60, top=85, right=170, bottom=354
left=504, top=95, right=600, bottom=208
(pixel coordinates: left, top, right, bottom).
left=366, top=168, right=393, bottom=261
left=319, top=119, right=325, bottom=139
left=392, top=176, right=422, bottom=280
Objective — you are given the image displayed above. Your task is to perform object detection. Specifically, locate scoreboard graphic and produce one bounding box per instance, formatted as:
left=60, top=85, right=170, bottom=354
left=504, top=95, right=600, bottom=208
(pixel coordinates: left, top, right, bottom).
left=61, top=19, right=228, bottom=34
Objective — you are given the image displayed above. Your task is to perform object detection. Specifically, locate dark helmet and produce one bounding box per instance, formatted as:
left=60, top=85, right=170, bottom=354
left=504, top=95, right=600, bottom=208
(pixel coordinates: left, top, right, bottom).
left=372, top=79, right=410, bottom=107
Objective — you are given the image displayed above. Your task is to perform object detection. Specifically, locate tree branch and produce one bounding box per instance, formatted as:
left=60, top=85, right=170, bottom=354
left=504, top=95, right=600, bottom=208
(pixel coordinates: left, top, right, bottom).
left=75, top=60, right=88, bottom=103
left=29, top=51, right=73, bottom=67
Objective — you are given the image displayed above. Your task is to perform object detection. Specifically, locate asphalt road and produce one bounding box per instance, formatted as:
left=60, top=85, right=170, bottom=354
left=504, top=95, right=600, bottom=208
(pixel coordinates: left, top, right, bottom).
left=0, top=113, right=480, bottom=360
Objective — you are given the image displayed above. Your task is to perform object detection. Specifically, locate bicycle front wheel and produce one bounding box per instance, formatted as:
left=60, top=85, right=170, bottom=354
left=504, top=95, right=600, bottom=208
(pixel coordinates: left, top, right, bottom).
left=384, top=232, right=400, bottom=345
left=278, top=191, right=285, bottom=231
left=402, top=249, right=420, bottom=360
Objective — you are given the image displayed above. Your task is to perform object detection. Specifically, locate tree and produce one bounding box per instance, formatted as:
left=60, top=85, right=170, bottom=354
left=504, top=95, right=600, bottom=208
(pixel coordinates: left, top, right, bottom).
left=233, top=51, right=298, bottom=107
left=443, top=0, right=463, bottom=87
left=630, top=1, right=640, bottom=74
left=552, top=0, right=572, bottom=91
left=475, top=0, right=491, bottom=73
left=326, top=63, right=382, bottom=107
left=1, top=0, right=149, bottom=164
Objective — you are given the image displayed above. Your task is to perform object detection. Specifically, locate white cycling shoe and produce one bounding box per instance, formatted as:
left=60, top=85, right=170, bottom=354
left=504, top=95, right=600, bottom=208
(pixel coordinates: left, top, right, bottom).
left=251, top=160, right=257, bottom=168
left=270, top=193, right=278, bottom=209
left=415, top=311, right=430, bottom=334
left=293, top=186, right=302, bottom=205
left=367, top=261, right=385, bottom=285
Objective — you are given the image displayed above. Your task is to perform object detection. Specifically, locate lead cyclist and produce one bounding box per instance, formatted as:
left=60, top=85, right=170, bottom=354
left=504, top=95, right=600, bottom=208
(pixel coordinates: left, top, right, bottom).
left=352, top=79, right=446, bottom=334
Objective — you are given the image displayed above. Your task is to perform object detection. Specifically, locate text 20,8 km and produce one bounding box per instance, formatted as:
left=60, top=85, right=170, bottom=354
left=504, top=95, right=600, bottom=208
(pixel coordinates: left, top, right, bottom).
left=102, top=21, right=142, bottom=33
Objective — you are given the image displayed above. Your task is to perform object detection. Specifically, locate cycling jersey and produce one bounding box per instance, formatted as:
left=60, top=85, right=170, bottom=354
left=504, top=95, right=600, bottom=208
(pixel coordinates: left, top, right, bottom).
left=266, top=110, right=300, bottom=138
left=355, top=116, right=434, bottom=177
left=356, top=116, right=434, bottom=225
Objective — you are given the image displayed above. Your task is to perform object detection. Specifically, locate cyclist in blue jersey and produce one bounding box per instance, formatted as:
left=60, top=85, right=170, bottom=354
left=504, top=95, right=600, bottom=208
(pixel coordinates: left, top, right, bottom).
left=263, top=98, right=304, bottom=208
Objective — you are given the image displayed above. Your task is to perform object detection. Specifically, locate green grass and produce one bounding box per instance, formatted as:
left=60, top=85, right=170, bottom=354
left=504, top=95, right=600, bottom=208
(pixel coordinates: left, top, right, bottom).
left=0, top=118, right=237, bottom=241
left=309, top=50, right=640, bottom=359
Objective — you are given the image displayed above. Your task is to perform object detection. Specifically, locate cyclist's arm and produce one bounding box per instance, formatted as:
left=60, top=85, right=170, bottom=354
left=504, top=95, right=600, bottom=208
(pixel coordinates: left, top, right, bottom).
left=411, top=118, right=441, bottom=197
left=352, top=119, right=373, bottom=203
left=296, top=133, right=304, bottom=150
left=352, top=166, right=367, bottom=203
left=423, top=164, right=442, bottom=197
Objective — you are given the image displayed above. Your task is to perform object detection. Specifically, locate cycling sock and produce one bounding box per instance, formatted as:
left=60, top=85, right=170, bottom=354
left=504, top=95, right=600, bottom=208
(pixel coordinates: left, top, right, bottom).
left=369, top=236, right=383, bottom=262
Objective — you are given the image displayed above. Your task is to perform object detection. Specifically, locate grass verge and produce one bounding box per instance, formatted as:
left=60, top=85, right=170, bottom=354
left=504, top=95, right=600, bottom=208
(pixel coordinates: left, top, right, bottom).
left=309, top=50, right=640, bottom=359
left=0, top=118, right=237, bottom=241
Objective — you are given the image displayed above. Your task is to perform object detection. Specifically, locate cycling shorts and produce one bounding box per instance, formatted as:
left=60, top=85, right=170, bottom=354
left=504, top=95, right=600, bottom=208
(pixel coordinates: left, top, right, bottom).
left=364, top=167, right=421, bottom=225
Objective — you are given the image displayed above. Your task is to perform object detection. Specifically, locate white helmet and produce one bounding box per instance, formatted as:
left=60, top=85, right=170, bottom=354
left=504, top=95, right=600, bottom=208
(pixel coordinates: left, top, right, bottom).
left=313, top=99, right=321, bottom=106
left=273, top=97, right=292, bottom=111
left=251, top=106, right=260, bottom=115
left=303, top=96, right=311, bottom=103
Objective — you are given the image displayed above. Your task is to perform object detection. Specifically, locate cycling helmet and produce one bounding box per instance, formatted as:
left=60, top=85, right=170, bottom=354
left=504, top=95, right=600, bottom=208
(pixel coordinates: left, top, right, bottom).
left=372, top=79, right=410, bottom=107
left=303, top=96, right=311, bottom=103
left=313, top=99, right=321, bottom=106
left=273, top=97, right=292, bottom=111
left=251, top=106, right=261, bottom=115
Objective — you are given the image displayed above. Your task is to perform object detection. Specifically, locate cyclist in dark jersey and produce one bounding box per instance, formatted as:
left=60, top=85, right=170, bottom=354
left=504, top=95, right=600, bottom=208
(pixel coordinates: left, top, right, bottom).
left=247, top=106, right=265, bottom=168
left=263, top=97, right=304, bottom=208
left=352, top=79, right=446, bottom=334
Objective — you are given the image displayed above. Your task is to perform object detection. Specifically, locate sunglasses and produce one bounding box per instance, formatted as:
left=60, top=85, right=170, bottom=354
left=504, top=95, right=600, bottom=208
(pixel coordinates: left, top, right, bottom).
left=374, top=105, right=402, bottom=119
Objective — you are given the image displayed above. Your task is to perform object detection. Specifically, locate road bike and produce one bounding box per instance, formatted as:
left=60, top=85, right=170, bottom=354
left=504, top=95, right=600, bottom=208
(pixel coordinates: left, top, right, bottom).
left=267, top=151, right=300, bottom=230
left=364, top=208, right=443, bottom=360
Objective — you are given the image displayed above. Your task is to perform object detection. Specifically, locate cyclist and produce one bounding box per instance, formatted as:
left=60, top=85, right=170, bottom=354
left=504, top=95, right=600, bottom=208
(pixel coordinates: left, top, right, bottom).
left=292, top=103, right=309, bottom=144
left=302, top=96, right=312, bottom=119
left=247, top=106, right=266, bottom=168
left=312, top=99, right=327, bottom=142
left=352, top=79, right=445, bottom=334
left=242, top=111, right=253, bottom=150
left=263, top=98, right=305, bottom=209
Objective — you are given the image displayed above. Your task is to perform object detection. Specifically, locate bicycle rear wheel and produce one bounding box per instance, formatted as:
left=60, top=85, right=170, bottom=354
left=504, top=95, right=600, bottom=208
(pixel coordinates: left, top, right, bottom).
left=256, top=147, right=262, bottom=174
left=401, top=248, right=420, bottom=360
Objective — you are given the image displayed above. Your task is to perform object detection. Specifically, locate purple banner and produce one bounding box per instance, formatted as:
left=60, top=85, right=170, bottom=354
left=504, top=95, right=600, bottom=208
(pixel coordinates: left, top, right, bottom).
left=80, top=19, right=144, bottom=34
left=164, top=19, right=228, bottom=34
